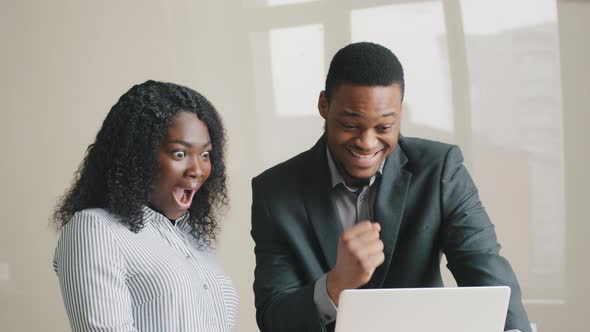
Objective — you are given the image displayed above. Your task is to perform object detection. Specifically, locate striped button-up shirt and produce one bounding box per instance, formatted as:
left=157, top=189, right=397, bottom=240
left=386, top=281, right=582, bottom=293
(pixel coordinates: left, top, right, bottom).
left=53, top=207, right=238, bottom=331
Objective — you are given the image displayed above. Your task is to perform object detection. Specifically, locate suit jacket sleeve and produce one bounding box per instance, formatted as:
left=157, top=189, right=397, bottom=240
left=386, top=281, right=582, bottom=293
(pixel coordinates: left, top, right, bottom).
left=439, top=145, right=531, bottom=332
left=251, top=177, right=327, bottom=332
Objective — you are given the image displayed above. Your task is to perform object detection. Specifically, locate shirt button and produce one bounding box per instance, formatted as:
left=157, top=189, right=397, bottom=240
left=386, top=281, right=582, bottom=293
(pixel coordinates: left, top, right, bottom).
left=203, top=284, right=209, bottom=290
left=186, top=255, right=191, bottom=259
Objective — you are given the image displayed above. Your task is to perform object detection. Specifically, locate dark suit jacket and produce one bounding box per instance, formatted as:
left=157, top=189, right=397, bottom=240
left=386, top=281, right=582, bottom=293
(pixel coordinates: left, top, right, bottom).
left=251, top=135, right=531, bottom=332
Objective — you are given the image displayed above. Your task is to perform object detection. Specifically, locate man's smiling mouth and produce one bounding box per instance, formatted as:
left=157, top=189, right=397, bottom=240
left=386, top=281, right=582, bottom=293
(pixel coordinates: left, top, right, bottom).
left=347, top=148, right=383, bottom=159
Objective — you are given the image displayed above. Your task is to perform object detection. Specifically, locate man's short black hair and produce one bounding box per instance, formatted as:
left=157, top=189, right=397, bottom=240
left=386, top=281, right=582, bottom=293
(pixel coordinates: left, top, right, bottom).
left=324, top=42, right=405, bottom=101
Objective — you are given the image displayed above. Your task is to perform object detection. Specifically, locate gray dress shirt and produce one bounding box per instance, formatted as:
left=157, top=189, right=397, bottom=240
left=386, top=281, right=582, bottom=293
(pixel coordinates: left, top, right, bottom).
left=313, top=148, right=521, bottom=332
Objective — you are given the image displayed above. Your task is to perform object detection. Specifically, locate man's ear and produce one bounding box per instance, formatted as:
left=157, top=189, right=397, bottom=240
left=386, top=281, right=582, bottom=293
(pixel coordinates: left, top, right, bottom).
left=318, top=91, right=329, bottom=120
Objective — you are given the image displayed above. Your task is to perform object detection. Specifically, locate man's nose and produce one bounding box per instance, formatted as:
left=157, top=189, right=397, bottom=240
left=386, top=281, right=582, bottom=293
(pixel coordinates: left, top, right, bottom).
left=356, top=130, right=378, bottom=151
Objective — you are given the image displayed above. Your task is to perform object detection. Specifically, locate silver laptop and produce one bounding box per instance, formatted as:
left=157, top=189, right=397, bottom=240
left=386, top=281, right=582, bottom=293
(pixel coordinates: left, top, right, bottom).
left=335, top=286, right=511, bottom=332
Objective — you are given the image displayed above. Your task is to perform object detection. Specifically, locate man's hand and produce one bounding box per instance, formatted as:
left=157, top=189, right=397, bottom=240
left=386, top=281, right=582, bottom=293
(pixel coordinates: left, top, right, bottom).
left=326, top=220, right=385, bottom=305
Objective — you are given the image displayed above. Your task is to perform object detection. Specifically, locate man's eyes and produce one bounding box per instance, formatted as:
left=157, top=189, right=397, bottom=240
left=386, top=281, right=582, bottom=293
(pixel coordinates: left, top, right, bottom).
left=341, top=123, right=358, bottom=129
left=340, top=123, right=394, bottom=131
left=378, top=125, right=393, bottom=132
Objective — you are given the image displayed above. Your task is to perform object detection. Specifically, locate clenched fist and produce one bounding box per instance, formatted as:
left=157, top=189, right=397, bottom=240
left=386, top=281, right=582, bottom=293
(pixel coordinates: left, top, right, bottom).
left=326, top=220, right=385, bottom=305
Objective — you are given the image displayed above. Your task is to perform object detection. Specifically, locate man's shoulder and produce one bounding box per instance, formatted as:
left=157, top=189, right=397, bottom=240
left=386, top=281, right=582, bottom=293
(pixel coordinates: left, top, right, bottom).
left=399, top=135, right=454, bottom=154
left=253, top=148, right=311, bottom=188
left=398, top=136, right=458, bottom=170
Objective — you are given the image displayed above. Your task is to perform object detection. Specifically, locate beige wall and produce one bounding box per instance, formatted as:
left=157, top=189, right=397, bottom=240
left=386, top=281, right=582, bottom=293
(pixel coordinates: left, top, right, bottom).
left=1, top=1, right=588, bottom=331
left=0, top=1, right=259, bottom=330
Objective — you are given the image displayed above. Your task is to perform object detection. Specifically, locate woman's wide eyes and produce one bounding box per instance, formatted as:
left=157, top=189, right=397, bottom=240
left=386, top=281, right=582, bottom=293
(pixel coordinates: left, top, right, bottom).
left=172, top=151, right=186, bottom=158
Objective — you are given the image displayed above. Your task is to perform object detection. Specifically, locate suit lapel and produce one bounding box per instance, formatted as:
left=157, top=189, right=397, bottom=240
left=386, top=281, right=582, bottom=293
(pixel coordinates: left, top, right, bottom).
left=366, top=144, right=412, bottom=288
left=303, top=135, right=343, bottom=270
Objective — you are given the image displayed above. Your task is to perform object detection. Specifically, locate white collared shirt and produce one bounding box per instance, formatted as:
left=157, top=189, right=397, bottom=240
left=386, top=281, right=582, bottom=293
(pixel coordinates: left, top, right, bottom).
left=53, top=207, right=238, bottom=331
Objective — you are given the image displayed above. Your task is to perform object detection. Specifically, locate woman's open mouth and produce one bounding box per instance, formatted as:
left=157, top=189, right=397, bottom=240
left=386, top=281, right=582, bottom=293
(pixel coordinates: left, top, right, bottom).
left=172, top=187, right=196, bottom=210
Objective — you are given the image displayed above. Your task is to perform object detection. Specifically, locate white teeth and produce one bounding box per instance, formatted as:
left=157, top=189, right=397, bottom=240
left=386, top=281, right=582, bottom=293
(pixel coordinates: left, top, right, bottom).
left=350, top=150, right=378, bottom=159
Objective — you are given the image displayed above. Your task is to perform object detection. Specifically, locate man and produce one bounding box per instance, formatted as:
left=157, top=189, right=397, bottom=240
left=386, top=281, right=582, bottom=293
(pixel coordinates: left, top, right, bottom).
left=251, top=42, right=531, bottom=332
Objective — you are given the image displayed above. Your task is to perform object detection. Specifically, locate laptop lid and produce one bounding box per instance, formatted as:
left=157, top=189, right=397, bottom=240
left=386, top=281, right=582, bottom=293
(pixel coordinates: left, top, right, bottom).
left=334, top=286, right=511, bottom=332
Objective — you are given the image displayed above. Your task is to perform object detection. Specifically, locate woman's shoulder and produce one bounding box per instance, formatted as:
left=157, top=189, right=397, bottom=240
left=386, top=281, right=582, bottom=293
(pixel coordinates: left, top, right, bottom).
left=61, top=208, right=128, bottom=236
left=54, top=209, right=126, bottom=272
left=74, top=207, right=117, bottom=221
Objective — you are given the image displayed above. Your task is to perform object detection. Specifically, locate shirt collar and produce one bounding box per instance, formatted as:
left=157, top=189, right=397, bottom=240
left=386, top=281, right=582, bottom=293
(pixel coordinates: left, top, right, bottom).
left=142, top=205, right=190, bottom=228
left=326, top=146, right=385, bottom=191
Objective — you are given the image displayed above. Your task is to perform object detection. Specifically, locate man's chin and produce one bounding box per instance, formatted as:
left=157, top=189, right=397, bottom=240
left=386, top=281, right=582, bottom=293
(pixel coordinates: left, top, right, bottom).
left=344, top=168, right=380, bottom=186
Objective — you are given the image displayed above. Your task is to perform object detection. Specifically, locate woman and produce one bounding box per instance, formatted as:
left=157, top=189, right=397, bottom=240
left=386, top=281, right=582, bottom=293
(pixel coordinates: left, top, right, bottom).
left=53, top=80, right=238, bottom=331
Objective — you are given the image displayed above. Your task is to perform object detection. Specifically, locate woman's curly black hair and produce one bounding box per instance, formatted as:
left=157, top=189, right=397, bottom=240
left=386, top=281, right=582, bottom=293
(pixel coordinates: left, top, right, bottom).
left=53, top=80, right=227, bottom=245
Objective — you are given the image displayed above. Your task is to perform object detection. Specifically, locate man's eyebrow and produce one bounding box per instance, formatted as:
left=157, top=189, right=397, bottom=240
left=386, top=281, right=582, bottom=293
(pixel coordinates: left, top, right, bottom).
left=341, top=110, right=398, bottom=118
left=380, top=112, right=398, bottom=118
left=341, top=110, right=363, bottom=118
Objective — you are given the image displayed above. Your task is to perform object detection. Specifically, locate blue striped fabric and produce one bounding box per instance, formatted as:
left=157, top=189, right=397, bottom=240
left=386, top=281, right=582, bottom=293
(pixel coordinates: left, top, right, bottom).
left=53, top=207, right=238, bottom=331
